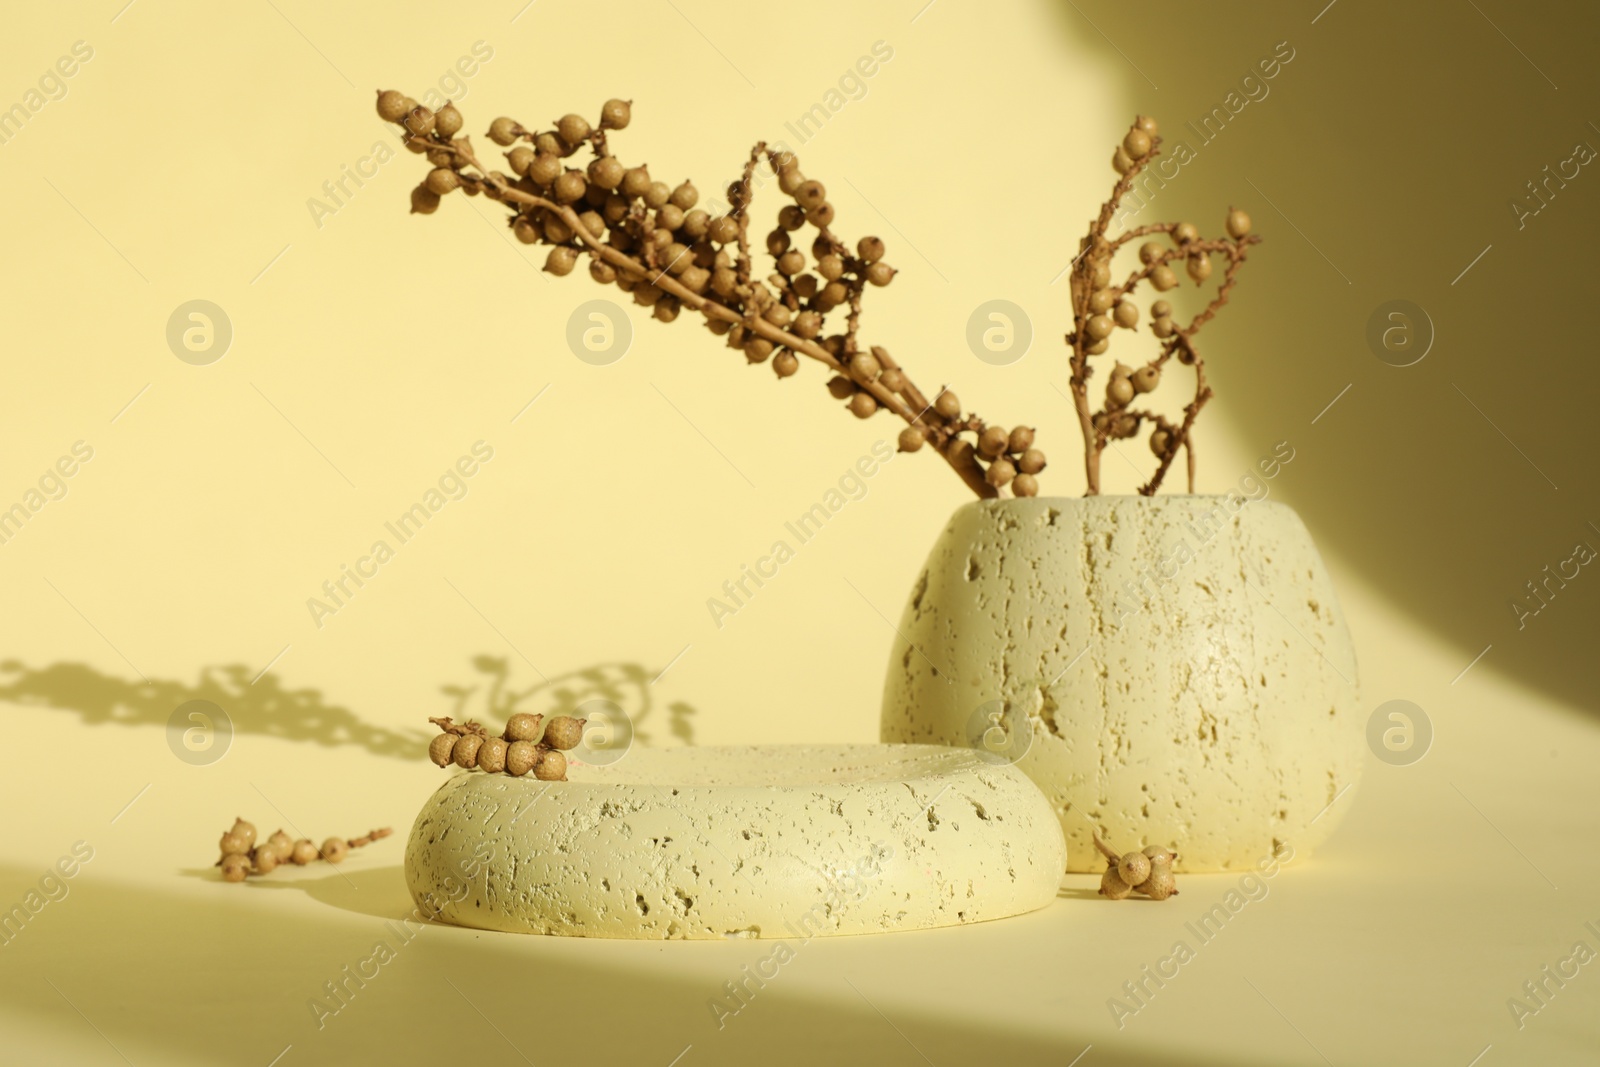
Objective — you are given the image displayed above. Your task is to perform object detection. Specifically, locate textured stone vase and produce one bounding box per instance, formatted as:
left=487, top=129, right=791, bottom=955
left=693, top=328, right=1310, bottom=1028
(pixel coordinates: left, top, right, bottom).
left=880, top=496, right=1362, bottom=872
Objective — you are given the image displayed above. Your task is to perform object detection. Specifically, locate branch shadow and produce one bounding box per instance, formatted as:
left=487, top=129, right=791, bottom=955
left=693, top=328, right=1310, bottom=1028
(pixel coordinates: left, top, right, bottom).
left=0, top=655, right=697, bottom=759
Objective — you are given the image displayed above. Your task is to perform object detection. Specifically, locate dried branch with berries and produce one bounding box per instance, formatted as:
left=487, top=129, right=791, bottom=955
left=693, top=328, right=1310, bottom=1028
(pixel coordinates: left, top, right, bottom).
left=1067, top=115, right=1262, bottom=496
left=1094, top=833, right=1179, bottom=901
left=376, top=90, right=1043, bottom=499
left=215, top=817, right=391, bottom=883
left=427, top=712, right=585, bottom=781
left=376, top=93, right=1257, bottom=500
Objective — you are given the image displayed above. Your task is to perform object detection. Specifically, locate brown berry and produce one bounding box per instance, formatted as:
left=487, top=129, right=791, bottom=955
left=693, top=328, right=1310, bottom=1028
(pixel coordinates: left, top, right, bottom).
left=1123, top=128, right=1151, bottom=159
left=1112, top=145, right=1133, bottom=175
left=506, top=145, right=536, bottom=176
left=1138, top=866, right=1178, bottom=900
left=524, top=154, right=560, bottom=186
left=452, top=733, right=484, bottom=769
left=488, top=117, right=519, bottom=145
left=376, top=90, right=411, bottom=123
left=1017, top=448, right=1047, bottom=474
left=621, top=167, right=652, bottom=198
left=1139, top=241, right=1164, bottom=266
left=219, top=831, right=250, bottom=857
left=600, top=98, right=631, bottom=130
left=773, top=350, right=800, bottom=378
left=1113, top=301, right=1139, bottom=329
left=554, top=170, right=587, bottom=203
left=506, top=740, right=539, bottom=777
left=985, top=458, right=1016, bottom=488
left=404, top=106, right=435, bottom=136
left=252, top=846, right=279, bottom=874
left=503, top=713, right=543, bottom=742
left=1150, top=265, right=1179, bottom=291
left=434, top=103, right=463, bottom=137
left=794, top=180, right=827, bottom=209
left=534, top=748, right=568, bottom=781
left=320, top=838, right=350, bottom=864
left=847, top=391, right=879, bottom=419
left=266, top=830, right=294, bottom=863
left=1172, top=222, right=1199, bottom=245
left=670, top=182, right=698, bottom=210
left=1012, top=473, right=1039, bottom=497
left=230, top=819, right=257, bottom=850
left=556, top=114, right=591, bottom=145
left=643, top=181, right=671, bottom=209
left=865, top=262, right=896, bottom=287
left=534, top=716, right=582, bottom=751
left=857, top=236, right=886, bottom=263
left=934, top=391, right=961, bottom=419
left=1226, top=208, right=1252, bottom=238
left=291, top=839, right=318, bottom=865
left=1118, top=851, right=1151, bottom=886
left=220, top=853, right=250, bottom=883
left=428, top=732, right=457, bottom=767
left=1152, top=316, right=1175, bottom=338
left=850, top=351, right=881, bottom=381
left=1142, top=845, right=1176, bottom=867
left=587, top=156, right=624, bottom=191
left=1136, top=115, right=1158, bottom=135
left=477, top=736, right=509, bottom=774
left=898, top=426, right=926, bottom=452
left=1086, top=314, right=1114, bottom=341
left=978, top=425, right=1009, bottom=458
left=425, top=168, right=459, bottom=195
left=745, top=338, right=774, bottom=363
left=1187, top=252, right=1213, bottom=283
left=827, top=375, right=856, bottom=400
left=1106, top=376, right=1134, bottom=407
left=1149, top=428, right=1172, bottom=456
left=545, top=246, right=578, bottom=276
left=1008, top=426, right=1035, bottom=453
left=708, top=215, right=739, bottom=244
left=1131, top=365, right=1161, bottom=393
left=1099, top=866, right=1133, bottom=900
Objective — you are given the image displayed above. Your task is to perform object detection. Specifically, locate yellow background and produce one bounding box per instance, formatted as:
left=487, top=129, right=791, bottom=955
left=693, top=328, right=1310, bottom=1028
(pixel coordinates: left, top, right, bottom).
left=2, top=1, right=1597, bottom=1064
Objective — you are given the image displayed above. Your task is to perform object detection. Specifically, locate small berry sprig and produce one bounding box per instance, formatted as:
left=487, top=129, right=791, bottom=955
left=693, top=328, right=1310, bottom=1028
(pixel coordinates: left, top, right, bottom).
left=426, top=712, right=586, bottom=781
left=374, top=90, right=1040, bottom=500
left=1067, top=115, right=1264, bottom=496
left=1093, top=832, right=1179, bottom=901
left=216, top=817, right=392, bottom=883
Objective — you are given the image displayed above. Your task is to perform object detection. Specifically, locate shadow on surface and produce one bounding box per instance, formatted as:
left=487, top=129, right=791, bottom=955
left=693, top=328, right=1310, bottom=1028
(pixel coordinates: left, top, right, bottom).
left=1047, top=1, right=1600, bottom=715
left=0, top=863, right=1278, bottom=1067
left=0, top=655, right=696, bottom=758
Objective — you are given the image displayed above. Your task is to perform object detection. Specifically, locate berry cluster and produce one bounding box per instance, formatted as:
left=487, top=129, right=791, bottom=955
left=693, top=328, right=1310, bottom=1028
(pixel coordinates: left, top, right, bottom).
left=426, top=713, right=585, bottom=781
left=1067, top=115, right=1263, bottom=496
left=216, top=817, right=392, bottom=883
left=1093, top=833, right=1180, bottom=901
left=375, top=90, right=1034, bottom=499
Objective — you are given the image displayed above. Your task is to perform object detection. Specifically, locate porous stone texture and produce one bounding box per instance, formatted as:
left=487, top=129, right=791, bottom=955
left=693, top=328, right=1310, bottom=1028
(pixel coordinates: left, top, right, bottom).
left=405, top=743, right=1066, bottom=939
left=880, top=497, right=1362, bottom=872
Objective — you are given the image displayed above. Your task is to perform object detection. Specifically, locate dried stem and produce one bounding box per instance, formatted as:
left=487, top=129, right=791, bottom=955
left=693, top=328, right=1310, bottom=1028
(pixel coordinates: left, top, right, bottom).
left=1065, top=116, right=1261, bottom=498
left=438, top=132, right=997, bottom=499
